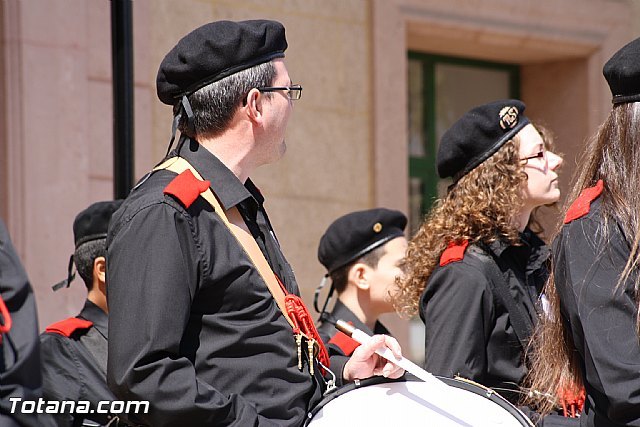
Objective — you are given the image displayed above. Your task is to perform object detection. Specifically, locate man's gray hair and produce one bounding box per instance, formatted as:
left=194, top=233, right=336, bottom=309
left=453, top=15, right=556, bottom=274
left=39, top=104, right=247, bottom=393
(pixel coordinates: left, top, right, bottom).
left=178, top=60, right=277, bottom=138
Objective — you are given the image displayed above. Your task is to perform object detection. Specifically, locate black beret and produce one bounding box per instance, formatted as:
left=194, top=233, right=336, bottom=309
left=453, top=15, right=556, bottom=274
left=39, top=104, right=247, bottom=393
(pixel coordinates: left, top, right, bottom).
left=437, top=99, right=530, bottom=182
left=73, top=200, right=123, bottom=249
left=603, top=37, right=640, bottom=104
left=156, top=20, right=287, bottom=105
left=318, top=208, right=407, bottom=274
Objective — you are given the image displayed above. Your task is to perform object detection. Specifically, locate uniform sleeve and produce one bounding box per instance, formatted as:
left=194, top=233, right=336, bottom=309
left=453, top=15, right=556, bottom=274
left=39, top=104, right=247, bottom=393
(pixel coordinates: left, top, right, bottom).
left=420, top=262, right=493, bottom=382
left=39, top=334, right=81, bottom=427
left=559, top=219, right=640, bottom=425
left=107, top=202, right=277, bottom=427
left=0, top=219, right=46, bottom=426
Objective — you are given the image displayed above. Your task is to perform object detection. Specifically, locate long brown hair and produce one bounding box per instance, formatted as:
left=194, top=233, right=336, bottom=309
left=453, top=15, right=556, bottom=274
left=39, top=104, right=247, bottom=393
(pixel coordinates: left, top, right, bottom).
left=525, top=102, right=640, bottom=414
left=393, top=125, right=556, bottom=317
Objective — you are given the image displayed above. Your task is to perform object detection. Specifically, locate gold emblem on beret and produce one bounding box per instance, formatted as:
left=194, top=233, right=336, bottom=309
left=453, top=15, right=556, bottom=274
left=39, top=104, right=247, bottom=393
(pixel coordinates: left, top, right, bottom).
left=499, top=106, right=519, bottom=130
left=373, top=223, right=383, bottom=233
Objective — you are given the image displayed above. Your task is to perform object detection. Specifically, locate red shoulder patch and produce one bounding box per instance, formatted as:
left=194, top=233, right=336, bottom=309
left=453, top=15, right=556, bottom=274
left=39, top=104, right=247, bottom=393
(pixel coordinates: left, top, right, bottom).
left=163, top=169, right=211, bottom=209
left=329, top=331, right=360, bottom=356
left=439, top=240, right=469, bottom=267
left=45, top=318, right=93, bottom=337
left=0, top=295, right=12, bottom=335
left=564, top=180, right=604, bottom=224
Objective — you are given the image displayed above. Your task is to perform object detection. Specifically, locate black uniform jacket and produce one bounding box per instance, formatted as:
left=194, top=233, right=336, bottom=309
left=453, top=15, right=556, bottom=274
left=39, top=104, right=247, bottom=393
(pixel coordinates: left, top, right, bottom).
left=317, top=299, right=390, bottom=378
left=555, top=188, right=640, bottom=426
left=0, top=219, right=45, bottom=427
left=106, top=139, right=322, bottom=427
left=420, top=228, right=549, bottom=403
left=40, top=299, right=120, bottom=427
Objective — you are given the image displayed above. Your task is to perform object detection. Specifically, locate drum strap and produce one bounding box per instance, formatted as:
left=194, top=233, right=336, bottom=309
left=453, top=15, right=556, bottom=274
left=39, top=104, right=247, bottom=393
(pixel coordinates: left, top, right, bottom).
left=468, top=245, right=534, bottom=349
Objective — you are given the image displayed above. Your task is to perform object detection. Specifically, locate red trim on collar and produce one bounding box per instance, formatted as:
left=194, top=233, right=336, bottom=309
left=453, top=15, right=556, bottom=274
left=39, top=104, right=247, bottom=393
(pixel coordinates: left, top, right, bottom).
left=564, top=180, right=604, bottom=224
left=45, top=318, right=93, bottom=337
left=163, top=169, right=211, bottom=209
left=329, top=331, right=360, bottom=356
left=439, top=240, right=469, bottom=267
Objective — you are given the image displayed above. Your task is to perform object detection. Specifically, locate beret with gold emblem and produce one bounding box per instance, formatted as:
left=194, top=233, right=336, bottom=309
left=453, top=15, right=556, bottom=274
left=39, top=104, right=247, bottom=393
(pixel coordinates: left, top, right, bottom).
left=437, top=99, right=530, bottom=182
left=603, top=37, right=640, bottom=105
left=318, top=208, right=407, bottom=274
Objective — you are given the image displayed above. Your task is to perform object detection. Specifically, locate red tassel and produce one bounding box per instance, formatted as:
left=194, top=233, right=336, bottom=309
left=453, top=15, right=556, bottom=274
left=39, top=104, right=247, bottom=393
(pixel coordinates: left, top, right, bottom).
left=557, top=385, right=585, bottom=418
left=284, top=293, right=330, bottom=371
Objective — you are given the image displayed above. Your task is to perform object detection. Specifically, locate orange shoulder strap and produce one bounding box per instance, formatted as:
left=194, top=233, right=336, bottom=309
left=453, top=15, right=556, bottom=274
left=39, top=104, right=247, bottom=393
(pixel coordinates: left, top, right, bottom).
left=154, top=157, right=294, bottom=329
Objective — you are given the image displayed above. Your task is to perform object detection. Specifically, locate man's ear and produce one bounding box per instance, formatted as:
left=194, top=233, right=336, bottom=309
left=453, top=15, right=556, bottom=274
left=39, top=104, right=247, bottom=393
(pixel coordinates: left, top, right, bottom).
left=348, top=263, right=370, bottom=290
left=244, top=88, right=263, bottom=123
left=94, top=256, right=106, bottom=285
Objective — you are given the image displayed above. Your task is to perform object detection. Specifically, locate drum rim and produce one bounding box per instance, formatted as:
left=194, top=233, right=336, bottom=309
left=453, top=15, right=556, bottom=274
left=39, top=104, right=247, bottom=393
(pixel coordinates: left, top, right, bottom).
left=305, top=375, right=534, bottom=427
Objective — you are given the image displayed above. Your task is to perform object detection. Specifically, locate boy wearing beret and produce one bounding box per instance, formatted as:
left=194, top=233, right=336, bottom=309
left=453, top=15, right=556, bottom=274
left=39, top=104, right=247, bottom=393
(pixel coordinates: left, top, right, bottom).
left=395, top=99, right=563, bottom=406
left=527, top=37, right=640, bottom=426
left=106, top=20, right=403, bottom=427
left=316, top=208, right=408, bottom=373
left=40, top=200, right=124, bottom=427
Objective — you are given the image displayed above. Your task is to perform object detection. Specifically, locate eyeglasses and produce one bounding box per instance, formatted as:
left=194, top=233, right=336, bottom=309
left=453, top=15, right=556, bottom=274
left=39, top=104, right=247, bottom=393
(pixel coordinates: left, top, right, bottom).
left=257, top=84, right=302, bottom=100
left=520, top=151, right=545, bottom=164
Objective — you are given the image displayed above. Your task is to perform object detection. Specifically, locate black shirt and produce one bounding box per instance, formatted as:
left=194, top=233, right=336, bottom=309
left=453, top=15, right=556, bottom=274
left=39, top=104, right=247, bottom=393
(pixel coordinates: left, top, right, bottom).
left=420, top=229, right=549, bottom=404
left=40, top=299, right=120, bottom=427
left=106, top=139, right=322, bottom=427
left=317, top=299, right=391, bottom=378
left=555, top=197, right=640, bottom=426
left=0, top=219, right=45, bottom=427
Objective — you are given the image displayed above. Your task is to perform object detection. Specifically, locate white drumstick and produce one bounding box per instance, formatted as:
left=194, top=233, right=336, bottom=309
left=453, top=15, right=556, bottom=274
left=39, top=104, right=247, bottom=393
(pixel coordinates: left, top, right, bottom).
left=336, top=320, right=449, bottom=391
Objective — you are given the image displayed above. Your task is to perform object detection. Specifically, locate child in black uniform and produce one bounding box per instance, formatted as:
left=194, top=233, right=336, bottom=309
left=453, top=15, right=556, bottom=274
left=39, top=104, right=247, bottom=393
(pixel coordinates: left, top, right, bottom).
left=395, top=100, right=563, bottom=406
left=527, top=37, right=640, bottom=427
left=316, top=208, right=407, bottom=375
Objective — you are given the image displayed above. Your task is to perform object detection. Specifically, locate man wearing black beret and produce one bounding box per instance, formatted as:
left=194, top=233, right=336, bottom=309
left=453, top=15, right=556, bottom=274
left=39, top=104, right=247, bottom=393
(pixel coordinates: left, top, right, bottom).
left=107, top=20, right=403, bottom=427
left=395, top=99, right=564, bottom=410
left=526, top=36, right=640, bottom=426
left=40, top=200, right=125, bottom=427
left=316, top=208, right=408, bottom=374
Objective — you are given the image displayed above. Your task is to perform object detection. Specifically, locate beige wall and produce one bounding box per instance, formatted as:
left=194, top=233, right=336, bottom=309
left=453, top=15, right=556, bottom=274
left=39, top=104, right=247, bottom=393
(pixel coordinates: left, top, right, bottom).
left=0, top=0, right=375, bottom=329
left=1, top=0, right=639, bottom=360
left=372, top=0, right=637, bottom=355
left=0, top=0, right=154, bottom=326
left=375, top=0, right=635, bottom=219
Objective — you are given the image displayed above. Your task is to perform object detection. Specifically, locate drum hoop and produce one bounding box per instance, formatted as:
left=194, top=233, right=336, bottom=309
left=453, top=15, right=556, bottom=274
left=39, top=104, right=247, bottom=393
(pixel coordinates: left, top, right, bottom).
left=305, top=375, right=534, bottom=427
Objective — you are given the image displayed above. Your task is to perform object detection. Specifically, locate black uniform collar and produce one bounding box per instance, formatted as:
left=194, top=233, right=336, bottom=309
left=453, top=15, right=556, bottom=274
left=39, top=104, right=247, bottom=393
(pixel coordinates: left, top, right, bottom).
left=484, top=228, right=550, bottom=272
left=331, top=299, right=389, bottom=337
left=520, top=228, right=550, bottom=274
left=176, top=138, right=264, bottom=210
left=78, top=299, right=108, bottom=338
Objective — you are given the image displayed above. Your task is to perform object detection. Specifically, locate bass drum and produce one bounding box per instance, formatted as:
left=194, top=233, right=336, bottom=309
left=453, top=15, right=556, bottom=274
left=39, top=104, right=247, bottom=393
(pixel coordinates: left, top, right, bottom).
left=305, top=376, right=533, bottom=427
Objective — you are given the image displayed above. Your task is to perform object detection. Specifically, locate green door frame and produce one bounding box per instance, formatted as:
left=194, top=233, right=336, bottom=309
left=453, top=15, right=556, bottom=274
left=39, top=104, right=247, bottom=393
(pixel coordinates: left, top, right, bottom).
left=408, top=52, right=520, bottom=213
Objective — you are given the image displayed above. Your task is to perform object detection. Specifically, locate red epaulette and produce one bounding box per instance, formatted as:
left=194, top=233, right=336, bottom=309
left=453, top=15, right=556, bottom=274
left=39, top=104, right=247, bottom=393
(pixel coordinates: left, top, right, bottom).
left=439, top=240, right=469, bottom=267
left=564, top=180, right=604, bottom=224
left=163, top=169, right=211, bottom=209
left=329, top=331, right=360, bottom=356
left=0, top=295, right=11, bottom=334
left=45, top=317, right=93, bottom=337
